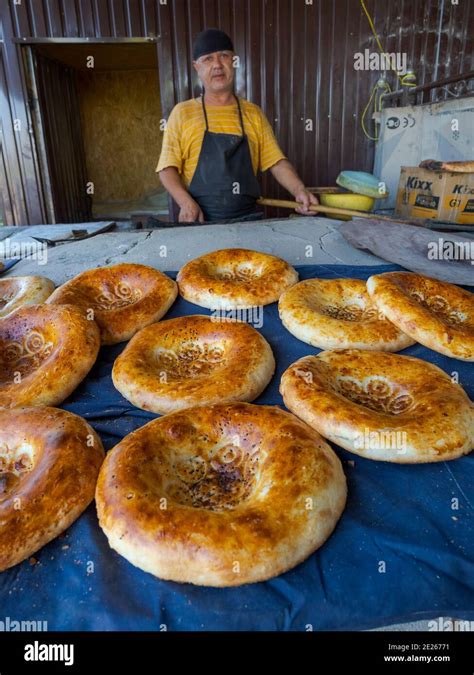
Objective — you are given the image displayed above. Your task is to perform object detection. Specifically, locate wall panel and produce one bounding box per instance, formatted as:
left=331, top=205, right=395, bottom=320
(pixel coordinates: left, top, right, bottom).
left=2, top=0, right=472, bottom=224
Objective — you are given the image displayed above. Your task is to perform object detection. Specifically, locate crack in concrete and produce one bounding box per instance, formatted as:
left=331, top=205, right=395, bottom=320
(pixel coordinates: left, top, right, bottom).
left=101, top=231, right=156, bottom=264
left=103, top=236, right=146, bottom=264
left=121, top=239, right=141, bottom=256
left=266, top=224, right=330, bottom=246
left=318, top=230, right=346, bottom=263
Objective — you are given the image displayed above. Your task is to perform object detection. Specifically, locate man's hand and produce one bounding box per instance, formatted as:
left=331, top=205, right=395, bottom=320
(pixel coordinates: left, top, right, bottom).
left=268, top=161, right=319, bottom=216
left=158, top=168, right=205, bottom=223
left=178, top=198, right=205, bottom=223
left=294, top=188, right=319, bottom=216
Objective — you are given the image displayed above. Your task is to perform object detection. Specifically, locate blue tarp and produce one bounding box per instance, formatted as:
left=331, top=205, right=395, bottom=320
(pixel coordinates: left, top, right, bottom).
left=1, top=263, right=473, bottom=631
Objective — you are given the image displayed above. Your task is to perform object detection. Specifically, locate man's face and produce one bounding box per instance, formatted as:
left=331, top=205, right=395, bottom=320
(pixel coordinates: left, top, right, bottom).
left=193, top=51, right=235, bottom=93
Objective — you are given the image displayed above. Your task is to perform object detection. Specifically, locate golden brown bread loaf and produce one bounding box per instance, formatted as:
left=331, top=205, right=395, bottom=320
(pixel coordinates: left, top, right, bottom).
left=96, top=402, right=347, bottom=586
left=367, top=272, right=474, bottom=361
left=0, top=303, right=100, bottom=409
left=177, top=248, right=298, bottom=308
left=279, top=278, right=414, bottom=351
left=0, top=276, right=55, bottom=318
left=280, top=349, right=474, bottom=463
left=0, top=407, right=104, bottom=572
left=48, top=263, right=177, bottom=345
left=419, top=159, right=474, bottom=173
left=112, top=314, right=275, bottom=413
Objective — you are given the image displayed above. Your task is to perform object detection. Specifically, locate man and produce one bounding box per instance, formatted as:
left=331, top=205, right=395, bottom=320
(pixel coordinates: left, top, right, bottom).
left=156, top=28, right=318, bottom=223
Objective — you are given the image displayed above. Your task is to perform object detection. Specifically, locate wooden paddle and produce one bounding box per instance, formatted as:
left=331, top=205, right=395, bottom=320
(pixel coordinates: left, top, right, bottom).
left=257, top=197, right=422, bottom=225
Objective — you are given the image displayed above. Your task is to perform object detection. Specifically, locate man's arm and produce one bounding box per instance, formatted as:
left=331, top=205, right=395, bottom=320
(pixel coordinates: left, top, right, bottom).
left=158, top=167, right=204, bottom=223
left=269, top=159, right=319, bottom=215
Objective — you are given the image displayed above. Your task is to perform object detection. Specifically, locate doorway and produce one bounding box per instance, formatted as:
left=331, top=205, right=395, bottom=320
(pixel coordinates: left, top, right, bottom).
left=24, top=41, right=167, bottom=224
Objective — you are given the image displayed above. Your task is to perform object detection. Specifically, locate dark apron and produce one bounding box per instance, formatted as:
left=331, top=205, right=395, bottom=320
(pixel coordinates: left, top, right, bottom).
left=188, top=96, right=262, bottom=223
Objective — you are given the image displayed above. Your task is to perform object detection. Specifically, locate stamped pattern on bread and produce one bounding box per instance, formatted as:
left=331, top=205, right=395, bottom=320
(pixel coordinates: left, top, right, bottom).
left=323, top=304, right=380, bottom=322
left=1, top=330, right=54, bottom=380
left=0, top=304, right=101, bottom=409
left=156, top=342, right=226, bottom=379
left=218, top=267, right=258, bottom=283
left=167, top=441, right=267, bottom=511
left=294, top=365, right=416, bottom=415
left=409, top=290, right=465, bottom=326
left=335, top=376, right=416, bottom=415
left=94, top=282, right=143, bottom=311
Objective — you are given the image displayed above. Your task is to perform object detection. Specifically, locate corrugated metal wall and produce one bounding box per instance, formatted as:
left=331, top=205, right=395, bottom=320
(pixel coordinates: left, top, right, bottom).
left=1, top=0, right=473, bottom=225
left=1, top=2, right=47, bottom=225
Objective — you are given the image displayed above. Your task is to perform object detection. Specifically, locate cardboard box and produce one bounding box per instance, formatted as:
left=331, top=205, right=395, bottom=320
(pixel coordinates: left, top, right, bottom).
left=396, top=166, right=474, bottom=225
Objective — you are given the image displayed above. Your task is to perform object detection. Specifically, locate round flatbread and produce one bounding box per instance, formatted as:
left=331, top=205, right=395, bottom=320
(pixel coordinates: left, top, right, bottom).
left=112, top=315, right=275, bottom=413
left=0, top=276, right=55, bottom=318
left=177, top=248, right=298, bottom=309
left=279, top=278, right=414, bottom=350
left=96, top=402, right=347, bottom=586
left=0, top=304, right=100, bottom=409
left=48, top=263, right=177, bottom=345
left=367, top=271, right=474, bottom=361
left=0, top=407, right=104, bottom=571
left=280, top=349, right=473, bottom=463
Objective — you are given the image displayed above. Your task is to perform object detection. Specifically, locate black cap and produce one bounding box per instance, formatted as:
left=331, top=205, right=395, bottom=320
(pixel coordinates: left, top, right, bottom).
left=193, top=28, right=234, bottom=61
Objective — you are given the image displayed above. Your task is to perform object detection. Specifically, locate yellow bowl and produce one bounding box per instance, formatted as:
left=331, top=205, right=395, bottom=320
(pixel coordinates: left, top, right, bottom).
left=319, top=193, right=375, bottom=220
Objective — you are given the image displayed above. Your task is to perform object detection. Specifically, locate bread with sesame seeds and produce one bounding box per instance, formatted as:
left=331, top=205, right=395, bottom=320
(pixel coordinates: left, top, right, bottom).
left=96, top=402, right=347, bottom=586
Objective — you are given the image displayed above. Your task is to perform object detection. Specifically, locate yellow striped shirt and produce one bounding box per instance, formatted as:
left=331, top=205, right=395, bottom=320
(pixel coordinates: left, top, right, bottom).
left=156, top=97, right=286, bottom=187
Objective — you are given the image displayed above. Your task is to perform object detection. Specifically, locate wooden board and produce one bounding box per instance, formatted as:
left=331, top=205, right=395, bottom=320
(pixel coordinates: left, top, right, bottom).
left=0, top=222, right=115, bottom=244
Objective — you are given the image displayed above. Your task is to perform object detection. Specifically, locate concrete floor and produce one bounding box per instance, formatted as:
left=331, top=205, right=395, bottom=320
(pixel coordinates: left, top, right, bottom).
left=2, top=217, right=380, bottom=282
left=0, top=216, right=468, bottom=630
